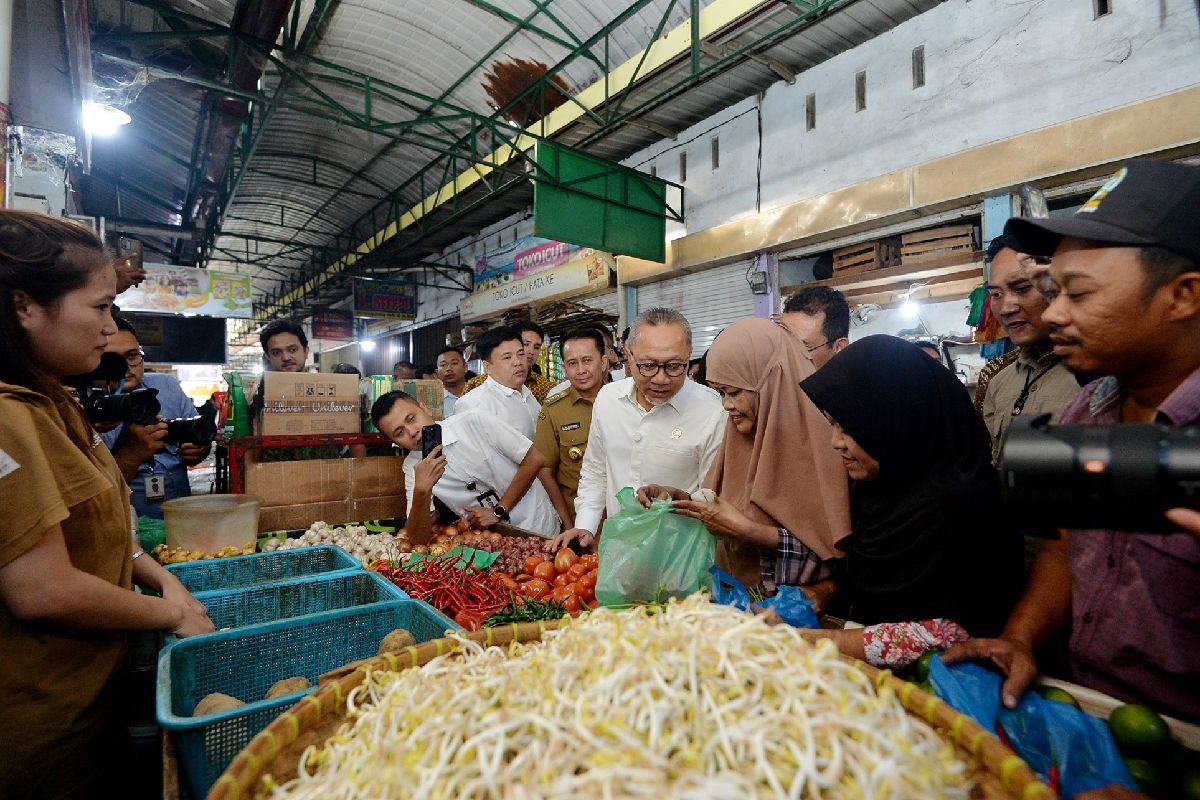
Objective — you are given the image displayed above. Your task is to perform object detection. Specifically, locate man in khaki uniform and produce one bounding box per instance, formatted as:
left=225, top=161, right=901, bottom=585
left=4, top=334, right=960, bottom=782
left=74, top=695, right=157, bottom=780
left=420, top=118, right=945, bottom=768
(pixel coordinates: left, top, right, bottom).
left=533, top=329, right=607, bottom=527
left=979, top=235, right=1081, bottom=464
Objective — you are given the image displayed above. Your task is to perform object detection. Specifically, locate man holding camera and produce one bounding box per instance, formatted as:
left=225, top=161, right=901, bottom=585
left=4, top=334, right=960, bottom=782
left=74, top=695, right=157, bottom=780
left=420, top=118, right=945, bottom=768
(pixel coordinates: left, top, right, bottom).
left=946, top=160, right=1200, bottom=728
left=98, top=318, right=211, bottom=518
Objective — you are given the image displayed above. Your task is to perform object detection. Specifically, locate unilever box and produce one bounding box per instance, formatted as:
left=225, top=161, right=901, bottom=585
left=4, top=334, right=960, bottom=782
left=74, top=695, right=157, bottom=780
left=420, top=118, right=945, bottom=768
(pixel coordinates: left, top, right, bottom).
left=260, top=372, right=360, bottom=436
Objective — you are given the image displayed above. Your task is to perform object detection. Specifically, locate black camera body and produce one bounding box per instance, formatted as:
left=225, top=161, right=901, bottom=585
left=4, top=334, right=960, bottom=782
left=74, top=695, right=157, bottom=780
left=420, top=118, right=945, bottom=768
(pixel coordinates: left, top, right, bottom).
left=69, top=352, right=216, bottom=447
left=999, top=414, right=1200, bottom=533
left=78, top=384, right=161, bottom=426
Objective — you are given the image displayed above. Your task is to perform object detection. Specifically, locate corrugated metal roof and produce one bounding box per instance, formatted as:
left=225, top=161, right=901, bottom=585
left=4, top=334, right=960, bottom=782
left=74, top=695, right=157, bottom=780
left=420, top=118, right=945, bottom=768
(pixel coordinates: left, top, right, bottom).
left=81, top=0, right=944, bottom=310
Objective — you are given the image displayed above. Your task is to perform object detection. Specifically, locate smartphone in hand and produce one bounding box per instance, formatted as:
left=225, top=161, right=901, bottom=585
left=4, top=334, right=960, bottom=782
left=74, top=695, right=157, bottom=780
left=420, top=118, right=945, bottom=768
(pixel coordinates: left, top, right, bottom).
left=421, top=423, right=442, bottom=458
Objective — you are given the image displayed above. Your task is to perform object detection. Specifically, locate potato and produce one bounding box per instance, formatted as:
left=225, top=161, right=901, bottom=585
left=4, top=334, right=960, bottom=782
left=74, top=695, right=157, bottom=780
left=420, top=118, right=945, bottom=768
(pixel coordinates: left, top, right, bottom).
left=193, top=692, right=245, bottom=716
left=377, top=628, right=417, bottom=655
left=265, top=676, right=312, bottom=699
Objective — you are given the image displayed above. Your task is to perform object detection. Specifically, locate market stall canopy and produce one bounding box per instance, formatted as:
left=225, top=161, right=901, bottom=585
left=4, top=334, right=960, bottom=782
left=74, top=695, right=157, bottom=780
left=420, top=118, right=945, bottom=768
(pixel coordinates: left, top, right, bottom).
left=67, top=0, right=941, bottom=342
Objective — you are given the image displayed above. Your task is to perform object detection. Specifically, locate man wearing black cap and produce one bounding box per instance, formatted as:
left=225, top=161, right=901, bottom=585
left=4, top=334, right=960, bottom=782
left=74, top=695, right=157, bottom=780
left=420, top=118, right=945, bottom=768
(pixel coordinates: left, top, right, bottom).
left=945, top=160, right=1200, bottom=734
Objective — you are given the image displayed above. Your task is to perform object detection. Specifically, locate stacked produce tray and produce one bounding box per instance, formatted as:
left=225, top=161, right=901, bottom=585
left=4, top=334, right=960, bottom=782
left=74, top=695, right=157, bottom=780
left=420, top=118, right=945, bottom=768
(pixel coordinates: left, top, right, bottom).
left=166, top=545, right=360, bottom=593
left=158, top=600, right=459, bottom=799
left=195, top=570, right=409, bottom=632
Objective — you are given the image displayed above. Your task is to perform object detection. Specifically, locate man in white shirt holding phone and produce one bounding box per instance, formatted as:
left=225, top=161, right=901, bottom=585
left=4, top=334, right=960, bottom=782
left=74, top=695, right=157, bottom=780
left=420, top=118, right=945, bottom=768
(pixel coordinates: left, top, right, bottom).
left=372, top=391, right=560, bottom=544
left=549, top=308, right=725, bottom=551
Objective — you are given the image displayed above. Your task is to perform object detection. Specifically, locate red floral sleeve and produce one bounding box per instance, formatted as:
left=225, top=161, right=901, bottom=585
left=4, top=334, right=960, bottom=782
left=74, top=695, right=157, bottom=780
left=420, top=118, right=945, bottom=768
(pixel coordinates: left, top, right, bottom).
left=862, top=619, right=971, bottom=669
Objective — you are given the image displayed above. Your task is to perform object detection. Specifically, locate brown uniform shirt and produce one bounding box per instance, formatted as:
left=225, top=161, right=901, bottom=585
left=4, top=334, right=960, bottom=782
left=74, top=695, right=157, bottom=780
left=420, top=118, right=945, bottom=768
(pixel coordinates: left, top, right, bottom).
left=0, top=382, right=133, bottom=798
left=532, top=387, right=594, bottom=518
left=980, top=348, right=1080, bottom=464
left=463, top=371, right=557, bottom=403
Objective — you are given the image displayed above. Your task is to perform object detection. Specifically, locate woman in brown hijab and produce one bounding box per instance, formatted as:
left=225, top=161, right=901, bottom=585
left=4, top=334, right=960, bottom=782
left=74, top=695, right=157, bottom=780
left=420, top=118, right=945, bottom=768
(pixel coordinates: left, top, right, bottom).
left=638, top=317, right=851, bottom=607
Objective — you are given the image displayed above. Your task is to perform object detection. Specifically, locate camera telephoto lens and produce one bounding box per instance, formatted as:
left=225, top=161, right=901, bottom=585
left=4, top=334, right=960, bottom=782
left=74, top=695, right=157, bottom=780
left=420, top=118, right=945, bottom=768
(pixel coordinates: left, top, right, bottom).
left=163, top=416, right=218, bottom=446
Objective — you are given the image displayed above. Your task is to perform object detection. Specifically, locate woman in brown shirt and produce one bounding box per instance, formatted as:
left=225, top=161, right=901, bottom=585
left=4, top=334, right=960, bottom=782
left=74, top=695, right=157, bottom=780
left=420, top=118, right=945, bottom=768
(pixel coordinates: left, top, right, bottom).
left=0, top=211, right=213, bottom=799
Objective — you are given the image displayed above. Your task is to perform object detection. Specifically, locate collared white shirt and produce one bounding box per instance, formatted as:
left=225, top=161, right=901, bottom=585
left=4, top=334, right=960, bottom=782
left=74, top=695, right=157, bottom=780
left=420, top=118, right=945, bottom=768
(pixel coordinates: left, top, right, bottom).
left=574, top=376, right=725, bottom=535
left=452, top=375, right=541, bottom=438
left=402, top=411, right=559, bottom=535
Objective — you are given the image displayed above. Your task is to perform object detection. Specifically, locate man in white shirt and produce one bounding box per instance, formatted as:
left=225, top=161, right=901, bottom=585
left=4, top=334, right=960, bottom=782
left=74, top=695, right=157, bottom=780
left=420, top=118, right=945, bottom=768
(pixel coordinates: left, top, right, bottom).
left=549, top=307, right=725, bottom=551
left=436, top=346, right=468, bottom=416
left=372, top=391, right=560, bottom=543
left=453, top=326, right=541, bottom=437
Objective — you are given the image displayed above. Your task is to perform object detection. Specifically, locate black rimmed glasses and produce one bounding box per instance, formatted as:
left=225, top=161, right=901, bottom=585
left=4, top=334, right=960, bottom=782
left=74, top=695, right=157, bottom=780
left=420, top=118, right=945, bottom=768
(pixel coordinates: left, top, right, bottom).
left=632, top=360, right=689, bottom=378
left=120, top=349, right=146, bottom=367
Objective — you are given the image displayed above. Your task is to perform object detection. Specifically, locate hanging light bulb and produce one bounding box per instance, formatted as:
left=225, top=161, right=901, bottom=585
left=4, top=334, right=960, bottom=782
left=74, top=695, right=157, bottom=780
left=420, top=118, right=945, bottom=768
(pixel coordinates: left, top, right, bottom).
left=359, top=340, right=377, bottom=353
left=82, top=102, right=131, bottom=136
left=901, top=298, right=920, bottom=317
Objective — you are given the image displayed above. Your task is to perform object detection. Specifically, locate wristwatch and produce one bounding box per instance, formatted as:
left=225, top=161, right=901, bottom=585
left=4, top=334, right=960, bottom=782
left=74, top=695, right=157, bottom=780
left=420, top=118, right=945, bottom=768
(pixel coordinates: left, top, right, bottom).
left=492, top=504, right=510, bottom=521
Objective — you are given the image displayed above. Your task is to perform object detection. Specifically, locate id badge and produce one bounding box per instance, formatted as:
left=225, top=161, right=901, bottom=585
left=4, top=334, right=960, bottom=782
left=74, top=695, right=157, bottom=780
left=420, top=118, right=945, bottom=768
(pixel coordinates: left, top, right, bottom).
left=144, top=474, right=166, bottom=502
left=474, top=488, right=500, bottom=510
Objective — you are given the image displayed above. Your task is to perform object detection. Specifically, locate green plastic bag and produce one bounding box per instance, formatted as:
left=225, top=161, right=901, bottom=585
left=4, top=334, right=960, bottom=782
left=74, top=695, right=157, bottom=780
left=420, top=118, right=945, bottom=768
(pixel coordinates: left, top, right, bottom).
left=136, top=516, right=166, bottom=552
left=595, top=487, right=716, bottom=606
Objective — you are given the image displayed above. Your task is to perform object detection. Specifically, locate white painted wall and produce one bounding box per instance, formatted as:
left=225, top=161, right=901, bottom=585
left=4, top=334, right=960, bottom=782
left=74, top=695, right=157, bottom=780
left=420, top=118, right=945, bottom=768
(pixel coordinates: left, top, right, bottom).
left=626, top=0, right=1200, bottom=236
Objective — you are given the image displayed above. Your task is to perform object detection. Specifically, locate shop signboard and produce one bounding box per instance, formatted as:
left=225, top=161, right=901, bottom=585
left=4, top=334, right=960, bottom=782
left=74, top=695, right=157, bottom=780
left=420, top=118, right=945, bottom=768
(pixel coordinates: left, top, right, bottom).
left=353, top=277, right=417, bottom=319
left=350, top=278, right=417, bottom=319
left=118, top=264, right=255, bottom=318
left=312, top=307, right=355, bottom=340
left=458, top=246, right=614, bottom=322
left=473, top=234, right=579, bottom=288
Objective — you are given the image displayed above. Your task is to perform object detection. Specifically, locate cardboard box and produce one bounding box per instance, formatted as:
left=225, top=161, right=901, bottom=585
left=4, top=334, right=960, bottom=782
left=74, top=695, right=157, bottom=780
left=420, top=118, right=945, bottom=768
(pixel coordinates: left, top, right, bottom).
left=260, top=372, right=360, bottom=436
left=244, top=453, right=407, bottom=532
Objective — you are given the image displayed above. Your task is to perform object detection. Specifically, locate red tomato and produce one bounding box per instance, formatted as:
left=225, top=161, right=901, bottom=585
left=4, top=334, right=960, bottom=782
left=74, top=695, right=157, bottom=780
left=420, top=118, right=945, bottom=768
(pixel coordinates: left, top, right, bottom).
left=522, top=579, right=550, bottom=599
left=568, top=563, right=589, bottom=579
left=553, top=548, right=579, bottom=574
left=498, top=575, right=520, bottom=591
left=580, top=554, right=599, bottom=569
left=563, top=594, right=582, bottom=614
left=549, top=586, right=569, bottom=603
left=533, top=562, right=557, bottom=582
left=553, top=573, right=571, bottom=588
left=523, top=556, right=546, bottom=574
left=514, top=573, right=532, bottom=583
left=578, top=571, right=597, bottom=591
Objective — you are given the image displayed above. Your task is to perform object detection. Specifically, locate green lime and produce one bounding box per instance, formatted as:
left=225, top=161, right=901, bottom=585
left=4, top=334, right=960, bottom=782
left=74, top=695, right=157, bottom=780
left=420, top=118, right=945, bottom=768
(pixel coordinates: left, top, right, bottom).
left=1123, top=757, right=1166, bottom=797
left=1180, top=768, right=1200, bottom=800
left=1108, top=704, right=1172, bottom=756
left=1039, top=686, right=1081, bottom=710
left=912, top=649, right=940, bottom=683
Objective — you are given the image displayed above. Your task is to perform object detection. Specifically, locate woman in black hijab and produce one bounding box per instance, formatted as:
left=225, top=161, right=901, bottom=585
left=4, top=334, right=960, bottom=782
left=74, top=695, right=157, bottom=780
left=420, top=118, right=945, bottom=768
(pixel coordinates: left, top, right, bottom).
left=797, top=335, right=1022, bottom=667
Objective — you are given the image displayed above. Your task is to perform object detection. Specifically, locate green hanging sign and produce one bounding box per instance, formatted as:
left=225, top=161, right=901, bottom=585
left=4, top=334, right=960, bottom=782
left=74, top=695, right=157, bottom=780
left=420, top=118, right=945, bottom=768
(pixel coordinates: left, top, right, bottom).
left=532, top=141, right=675, bottom=263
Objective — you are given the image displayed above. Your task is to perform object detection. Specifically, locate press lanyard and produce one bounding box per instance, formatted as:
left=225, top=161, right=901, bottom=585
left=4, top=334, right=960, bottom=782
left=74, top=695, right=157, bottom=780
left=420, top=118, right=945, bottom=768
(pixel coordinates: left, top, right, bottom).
left=1012, top=360, right=1058, bottom=417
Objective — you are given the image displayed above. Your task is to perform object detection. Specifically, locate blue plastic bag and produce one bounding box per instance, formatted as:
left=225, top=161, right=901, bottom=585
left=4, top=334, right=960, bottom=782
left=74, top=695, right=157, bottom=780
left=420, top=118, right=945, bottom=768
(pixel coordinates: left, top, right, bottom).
left=927, top=656, right=1136, bottom=797
left=1002, top=691, right=1137, bottom=798
left=709, top=567, right=819, bottom=628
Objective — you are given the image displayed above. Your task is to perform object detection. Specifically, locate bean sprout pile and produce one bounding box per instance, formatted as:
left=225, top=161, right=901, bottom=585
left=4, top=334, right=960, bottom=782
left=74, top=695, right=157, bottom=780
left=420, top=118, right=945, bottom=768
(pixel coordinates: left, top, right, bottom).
left=264, top=595, right=968, bottom=799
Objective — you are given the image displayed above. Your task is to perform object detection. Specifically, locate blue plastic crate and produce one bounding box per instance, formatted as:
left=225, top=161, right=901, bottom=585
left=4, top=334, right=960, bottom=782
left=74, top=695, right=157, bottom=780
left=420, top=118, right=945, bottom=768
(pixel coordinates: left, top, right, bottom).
left=158, top=600, right=460, bottom=799
left=194, top=571, right=409, bottom=632
left=165, top=545, right=360, bottom=593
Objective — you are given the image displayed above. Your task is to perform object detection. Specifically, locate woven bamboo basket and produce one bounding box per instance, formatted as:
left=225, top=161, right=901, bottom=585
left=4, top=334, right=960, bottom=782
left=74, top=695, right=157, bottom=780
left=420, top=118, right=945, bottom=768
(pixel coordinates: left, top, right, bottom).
left=209, top=619, right=1053, bottom=800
